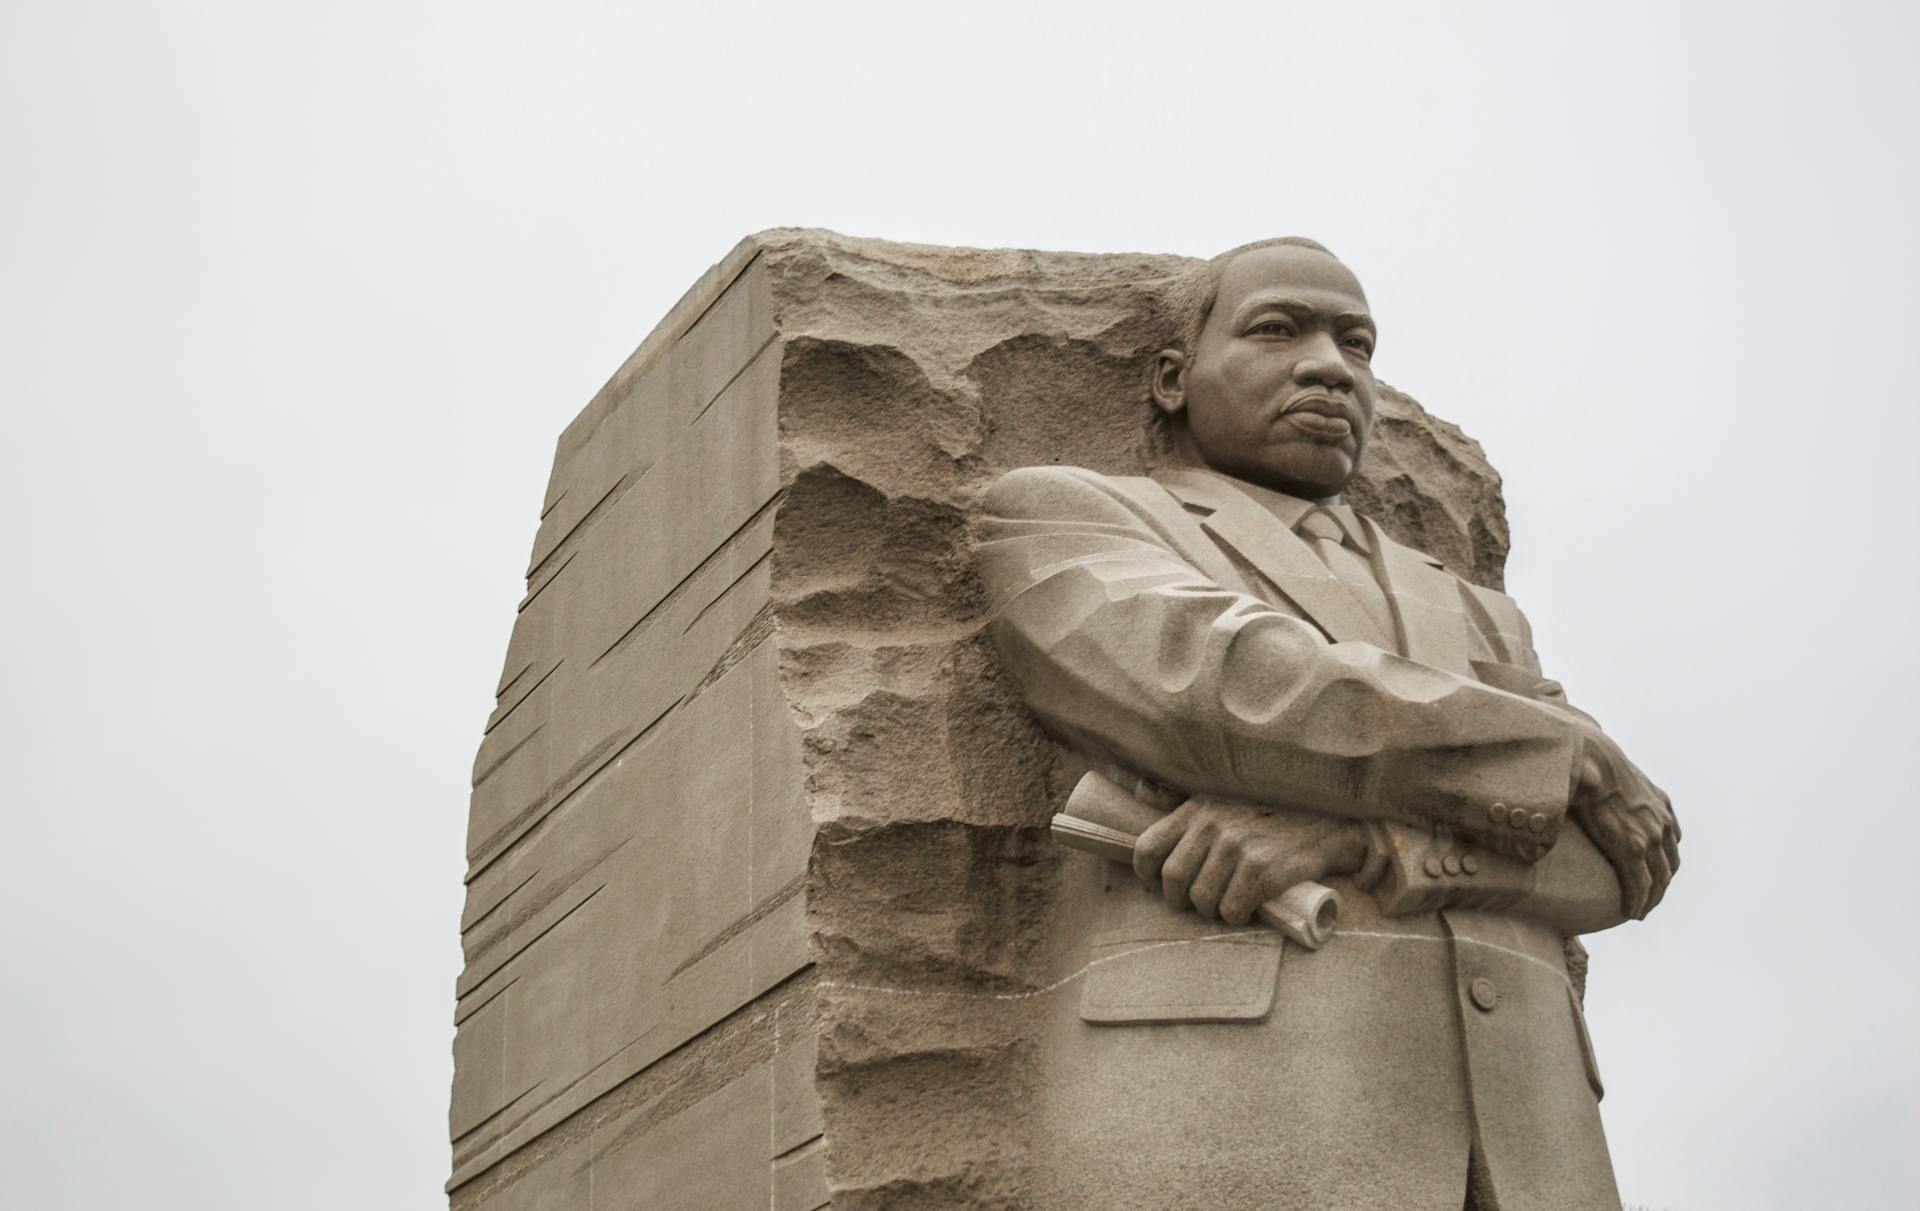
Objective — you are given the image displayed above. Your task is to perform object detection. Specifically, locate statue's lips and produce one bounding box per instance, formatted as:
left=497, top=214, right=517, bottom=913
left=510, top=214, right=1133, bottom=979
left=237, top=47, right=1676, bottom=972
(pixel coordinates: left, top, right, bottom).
left=1278, top=397, right=1358, bottom=440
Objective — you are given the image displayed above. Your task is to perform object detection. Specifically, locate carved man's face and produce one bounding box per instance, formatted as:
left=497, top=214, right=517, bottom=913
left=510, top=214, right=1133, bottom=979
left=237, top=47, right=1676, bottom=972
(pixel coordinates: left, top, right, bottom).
left=1154, top=246, right=1379, bottom=500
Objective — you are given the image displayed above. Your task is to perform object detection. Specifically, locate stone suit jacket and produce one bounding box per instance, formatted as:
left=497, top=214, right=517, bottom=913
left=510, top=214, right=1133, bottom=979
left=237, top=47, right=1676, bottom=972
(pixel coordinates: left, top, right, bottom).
left=978, top=464, right=1626, bottom=1211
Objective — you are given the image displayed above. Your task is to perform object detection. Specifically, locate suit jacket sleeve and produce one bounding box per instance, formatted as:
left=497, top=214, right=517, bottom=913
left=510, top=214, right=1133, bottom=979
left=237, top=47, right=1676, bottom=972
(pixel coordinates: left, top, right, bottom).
left=979, top=466, right=1583, bottom=850
left=1369, top=820, right=1629, bottom=934
left=1369, top=582, right=1629, bottom=930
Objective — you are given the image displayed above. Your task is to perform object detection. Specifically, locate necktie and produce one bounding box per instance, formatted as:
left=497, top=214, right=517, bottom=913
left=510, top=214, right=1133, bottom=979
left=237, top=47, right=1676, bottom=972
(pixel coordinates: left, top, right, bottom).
left=1297, top=508, right=1398, bottom=646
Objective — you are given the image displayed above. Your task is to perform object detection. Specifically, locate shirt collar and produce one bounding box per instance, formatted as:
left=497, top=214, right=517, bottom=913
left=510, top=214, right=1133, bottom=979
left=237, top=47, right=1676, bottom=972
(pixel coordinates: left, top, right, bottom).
left=1217, top=474, right=1370, bottom=554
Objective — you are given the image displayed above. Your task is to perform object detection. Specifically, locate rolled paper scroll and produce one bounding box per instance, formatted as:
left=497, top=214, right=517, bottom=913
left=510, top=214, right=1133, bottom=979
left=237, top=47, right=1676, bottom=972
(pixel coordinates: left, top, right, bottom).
left=1255, top=881, right=1339, bottom=950
left=1052, top=770, right=1342, bottom=950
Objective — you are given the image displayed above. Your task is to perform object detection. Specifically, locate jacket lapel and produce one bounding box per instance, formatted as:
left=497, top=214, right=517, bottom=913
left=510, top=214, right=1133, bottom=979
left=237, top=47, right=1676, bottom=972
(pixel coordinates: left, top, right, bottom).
left=1156, top=468, right=1395, bottom=649
left=1361, top=516, right=1477, bottom=675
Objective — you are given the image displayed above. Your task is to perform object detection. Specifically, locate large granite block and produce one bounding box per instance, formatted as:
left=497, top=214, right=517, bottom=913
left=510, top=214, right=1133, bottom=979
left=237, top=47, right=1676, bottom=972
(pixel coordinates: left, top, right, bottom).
left=450, top=230, right=1513, bottom=1209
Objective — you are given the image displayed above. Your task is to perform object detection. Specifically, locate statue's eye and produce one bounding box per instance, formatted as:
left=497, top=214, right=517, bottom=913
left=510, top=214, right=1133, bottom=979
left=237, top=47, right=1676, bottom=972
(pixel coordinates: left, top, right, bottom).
left=1247, top=319, right=1294, bottom=338
left=1342, top=334, right=1375, bottom=358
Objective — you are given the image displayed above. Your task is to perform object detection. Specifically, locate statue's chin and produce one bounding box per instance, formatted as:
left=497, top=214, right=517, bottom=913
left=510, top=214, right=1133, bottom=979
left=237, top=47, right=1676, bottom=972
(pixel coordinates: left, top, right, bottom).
left=1273, top=478, right=1350, bottom=502
left=1225, top=449, right=1357, bottom=502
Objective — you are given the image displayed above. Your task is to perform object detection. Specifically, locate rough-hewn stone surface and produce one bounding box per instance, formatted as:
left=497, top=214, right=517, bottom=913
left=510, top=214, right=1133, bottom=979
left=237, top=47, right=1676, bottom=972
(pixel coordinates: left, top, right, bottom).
left=450, top=229, right=1514, bottom=1209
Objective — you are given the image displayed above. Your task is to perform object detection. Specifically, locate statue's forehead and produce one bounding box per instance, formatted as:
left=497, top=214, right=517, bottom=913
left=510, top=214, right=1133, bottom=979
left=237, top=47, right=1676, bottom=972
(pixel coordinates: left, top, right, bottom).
left=1217, top=246, right=1369, bottom=313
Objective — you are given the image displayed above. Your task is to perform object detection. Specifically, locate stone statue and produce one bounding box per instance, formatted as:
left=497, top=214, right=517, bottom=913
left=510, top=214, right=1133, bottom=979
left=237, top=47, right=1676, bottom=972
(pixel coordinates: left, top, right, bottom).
left=979, top=237, right=1681, bottom=1210
left=450, top=231, right=1678, bottom=1211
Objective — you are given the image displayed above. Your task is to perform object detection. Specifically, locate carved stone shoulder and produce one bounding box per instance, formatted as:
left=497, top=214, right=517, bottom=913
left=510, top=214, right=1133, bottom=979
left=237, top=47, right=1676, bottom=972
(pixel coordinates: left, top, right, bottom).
left=983, top=464, right=1168, bottom=525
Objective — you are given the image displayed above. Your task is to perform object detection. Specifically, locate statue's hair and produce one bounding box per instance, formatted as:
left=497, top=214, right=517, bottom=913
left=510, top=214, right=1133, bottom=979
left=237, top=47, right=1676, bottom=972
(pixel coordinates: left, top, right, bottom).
left=1162, top=236, right=1338, bottom=357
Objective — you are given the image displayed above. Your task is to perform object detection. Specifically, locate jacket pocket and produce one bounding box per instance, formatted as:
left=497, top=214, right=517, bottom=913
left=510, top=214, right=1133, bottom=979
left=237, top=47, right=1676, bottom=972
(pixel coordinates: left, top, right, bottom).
left=1078, top=877, right=1284, bottom=1025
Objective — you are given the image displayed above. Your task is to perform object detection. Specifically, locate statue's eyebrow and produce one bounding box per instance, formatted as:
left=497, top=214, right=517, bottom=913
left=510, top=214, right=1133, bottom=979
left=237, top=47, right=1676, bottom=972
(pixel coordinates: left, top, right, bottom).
left=1229, top=294, right=1375, bottom=333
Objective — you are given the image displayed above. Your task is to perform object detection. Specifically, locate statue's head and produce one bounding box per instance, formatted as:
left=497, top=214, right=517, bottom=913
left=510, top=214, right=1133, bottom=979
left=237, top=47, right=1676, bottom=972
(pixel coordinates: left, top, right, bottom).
left=1152, top=238, right=1378, bottom=500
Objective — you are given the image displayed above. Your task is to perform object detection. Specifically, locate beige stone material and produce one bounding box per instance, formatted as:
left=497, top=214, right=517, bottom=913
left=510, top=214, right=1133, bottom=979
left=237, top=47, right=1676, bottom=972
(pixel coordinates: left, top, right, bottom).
left=451, top=230, right=1670, bottom=1209
left=980, top=239, right=1676, bottom=1209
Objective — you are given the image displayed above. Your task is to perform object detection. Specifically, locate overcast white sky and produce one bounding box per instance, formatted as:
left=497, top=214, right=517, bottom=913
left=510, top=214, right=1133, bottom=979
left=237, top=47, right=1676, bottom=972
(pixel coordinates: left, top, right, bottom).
left=3, top=2, right=1915, bottom=1208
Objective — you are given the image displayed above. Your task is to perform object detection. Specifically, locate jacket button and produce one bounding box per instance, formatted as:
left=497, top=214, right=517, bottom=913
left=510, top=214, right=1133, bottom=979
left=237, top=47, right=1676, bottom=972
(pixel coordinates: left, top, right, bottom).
left=1488, top=802, right=1509, bottom=824
left=1442, top=855, right=1461, bottom=876
left=1423, top=856, right=1443, bottom=877
left=1461, top=854, right=1479, bottom=875
left=1528, top=812, right=1548, bottom=834
left=1469, top=977, right=1498, bottom=1012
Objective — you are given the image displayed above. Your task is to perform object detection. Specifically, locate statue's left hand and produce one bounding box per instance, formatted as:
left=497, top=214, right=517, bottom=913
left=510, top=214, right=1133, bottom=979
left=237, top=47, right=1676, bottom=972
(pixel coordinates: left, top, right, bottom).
left=1134, top=798, right=1367, bottom=927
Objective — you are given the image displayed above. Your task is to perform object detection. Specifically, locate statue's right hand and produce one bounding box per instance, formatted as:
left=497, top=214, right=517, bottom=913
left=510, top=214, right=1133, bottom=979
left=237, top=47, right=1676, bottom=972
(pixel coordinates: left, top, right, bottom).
left=1134, top=797, right=1366, bottom=927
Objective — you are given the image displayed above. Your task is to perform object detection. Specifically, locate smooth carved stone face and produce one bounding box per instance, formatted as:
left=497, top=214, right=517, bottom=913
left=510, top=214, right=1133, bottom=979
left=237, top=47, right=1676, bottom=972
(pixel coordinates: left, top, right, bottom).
left=1175, top=246, right=1380, bottom=500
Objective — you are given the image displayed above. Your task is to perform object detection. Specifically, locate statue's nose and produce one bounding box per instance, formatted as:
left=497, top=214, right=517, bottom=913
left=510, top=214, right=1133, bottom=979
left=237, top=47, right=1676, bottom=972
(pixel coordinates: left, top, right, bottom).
left=1293, top=332, right=1354, bottom=390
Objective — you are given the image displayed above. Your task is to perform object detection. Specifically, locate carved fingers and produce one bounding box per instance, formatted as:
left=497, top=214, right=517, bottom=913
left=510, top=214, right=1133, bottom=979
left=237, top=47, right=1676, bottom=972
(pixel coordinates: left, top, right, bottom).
left=1633, top=789, right=1681, bottom=915
left=1590, top=800, right=1653, bottom=919
left=1156, top=816, right=1218, bottom=913
left=1133, top=798, right=1201, bottom=890
left=1215, top=859, right=1278, bottom=927
left=1180, top=835, right=1241, bottom=918
left=1575, top=781, right=1680, bottom=920
left=1663, top=793, right=1683, bottom=873
left=1571, top=730, right=1681, bottom=920
left=1134, top=796, right=1363, bottom=926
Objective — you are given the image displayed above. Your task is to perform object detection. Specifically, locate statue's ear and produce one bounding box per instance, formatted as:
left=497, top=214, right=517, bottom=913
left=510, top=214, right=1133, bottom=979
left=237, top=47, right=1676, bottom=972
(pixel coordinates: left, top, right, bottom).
left=1151, top=349, right=1187, bottom=417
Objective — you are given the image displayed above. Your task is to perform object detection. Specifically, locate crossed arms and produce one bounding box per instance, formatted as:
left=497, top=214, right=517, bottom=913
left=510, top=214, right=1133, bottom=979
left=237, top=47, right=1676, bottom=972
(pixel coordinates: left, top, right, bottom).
left=978, top=466, right=1679, bottom=931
